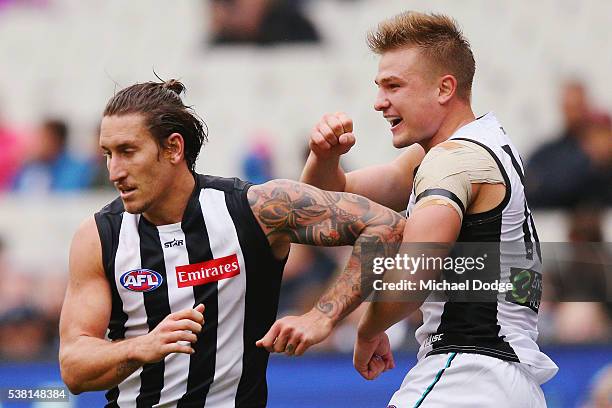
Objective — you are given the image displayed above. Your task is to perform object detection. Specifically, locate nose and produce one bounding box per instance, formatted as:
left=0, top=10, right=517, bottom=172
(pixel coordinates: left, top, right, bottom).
left=108, top=156, right=127, bottom=184
left=374, top=89, right=390, bottom=111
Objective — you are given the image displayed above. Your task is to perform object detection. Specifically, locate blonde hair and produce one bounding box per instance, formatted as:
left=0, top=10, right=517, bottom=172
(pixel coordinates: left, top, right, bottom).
left=368, top=11, right=475, bottom=101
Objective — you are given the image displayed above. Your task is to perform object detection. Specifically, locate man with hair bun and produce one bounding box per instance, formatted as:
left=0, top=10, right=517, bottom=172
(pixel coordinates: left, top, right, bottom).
left=59, top=79, right=405, bottom=407
left=262, top=11, right=558, bottom=407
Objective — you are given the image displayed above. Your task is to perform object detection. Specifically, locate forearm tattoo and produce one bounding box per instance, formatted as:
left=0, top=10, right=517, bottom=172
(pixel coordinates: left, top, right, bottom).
left=117, top=359, right=140, bottom=379
left=249, top=179, right=405, bottom=323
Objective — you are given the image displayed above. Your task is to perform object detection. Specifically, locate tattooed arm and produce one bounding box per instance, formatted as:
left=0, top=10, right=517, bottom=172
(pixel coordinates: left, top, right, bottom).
left=248, top=179, right=405, bottom=356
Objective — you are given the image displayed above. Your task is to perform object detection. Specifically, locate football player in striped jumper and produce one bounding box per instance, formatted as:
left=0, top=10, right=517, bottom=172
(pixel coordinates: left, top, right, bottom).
left=59, top=79, right=405, bottom=407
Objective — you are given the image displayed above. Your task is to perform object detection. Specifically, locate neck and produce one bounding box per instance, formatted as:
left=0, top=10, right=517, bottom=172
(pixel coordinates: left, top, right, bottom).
left=419, top=102, right=476, bottom=152
left=143, top=169, right=196, bottom=225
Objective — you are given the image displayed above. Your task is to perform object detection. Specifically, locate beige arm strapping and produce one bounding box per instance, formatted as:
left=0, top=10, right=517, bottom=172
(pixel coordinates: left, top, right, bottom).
left=413, top=141, right=505, bottom=221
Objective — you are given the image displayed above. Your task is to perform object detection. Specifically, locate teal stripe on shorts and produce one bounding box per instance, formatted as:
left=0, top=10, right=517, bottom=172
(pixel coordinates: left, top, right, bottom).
left=413, top=352, right=457, bottom=408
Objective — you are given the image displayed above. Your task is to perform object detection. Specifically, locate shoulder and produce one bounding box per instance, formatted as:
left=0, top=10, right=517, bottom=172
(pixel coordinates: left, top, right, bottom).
left=97, top=196, right=124, bottom=216
left=70, top=216, right=103, bottom=265
left=419, top=140, right=497, bottom=175
left=94, top=197, right=124, bottom=238
left=417, top=141, right=469, bottom=179
left=246, top=179, right=295, bottom=204
left=198, top=174, right=252, bottom=193
left=74, top=216, right=99, bottom=239
left=391, top=144, right=426, bottom=173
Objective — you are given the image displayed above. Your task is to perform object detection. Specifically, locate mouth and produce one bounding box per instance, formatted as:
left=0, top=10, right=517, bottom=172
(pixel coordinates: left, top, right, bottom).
left=385, top=116, right=404, bottom=131
left=117, top=185, right=137, bottom=199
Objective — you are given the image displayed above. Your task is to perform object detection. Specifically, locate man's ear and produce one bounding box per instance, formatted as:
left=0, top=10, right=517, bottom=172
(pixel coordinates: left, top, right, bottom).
left=438, top=74, right=457, bottom=104
left=164, top=133, right=185, bottom=164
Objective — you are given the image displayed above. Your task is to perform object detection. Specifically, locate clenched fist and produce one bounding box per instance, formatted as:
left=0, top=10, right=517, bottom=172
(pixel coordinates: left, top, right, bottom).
left=256, top=309, right=334, bottom=356
left=309, top=112, right=356, bottom=158
left=353, top=332, right=395, bottom=380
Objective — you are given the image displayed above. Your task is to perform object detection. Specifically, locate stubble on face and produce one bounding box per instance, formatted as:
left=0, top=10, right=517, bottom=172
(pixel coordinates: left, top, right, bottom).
left=100, top=114, right=169, bottom=215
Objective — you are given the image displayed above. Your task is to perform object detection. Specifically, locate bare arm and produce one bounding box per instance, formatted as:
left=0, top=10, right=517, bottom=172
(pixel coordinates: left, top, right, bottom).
left=357, top=205, right=461, bottom=338
left=59, top=217, right=204, bottom=394
left=301, top=151, right=347, bottom=192
left=248, top=179, right=405, bottom=354
left=344, top=146, right=424, bottom=211
left=300, top=112, right=424, bottom=211
left=300, top=112, right=354, bottom=192
left=353, top=204, right=461, bottom=379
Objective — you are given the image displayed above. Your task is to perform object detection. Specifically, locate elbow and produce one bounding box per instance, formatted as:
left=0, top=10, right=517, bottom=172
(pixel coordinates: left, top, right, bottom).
left=394, top=214, right=406, bottom=235
left=66, top=382, right=83, bottom=396
left=61, top=368, right=83, bottom=395
left=382, top=214, right=406, bottom=243
left=59, top=351, right=83, bottom=395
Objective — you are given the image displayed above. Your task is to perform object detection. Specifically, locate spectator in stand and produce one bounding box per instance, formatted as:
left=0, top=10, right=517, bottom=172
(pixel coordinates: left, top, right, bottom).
left=0, top=305, right=52, bottom=361
left=242, top=136, right=274, bottom=184
left=12, top=118, right=94, bottom=193
left=0, top=236, right=32, bottom=315
left=209, top=0, right=320, bottom=46
left=525, top=80, right=612, bottom=208
left=0, top=107, right=26, bottom=191
left=88, top=122, right=115, bottom=190
left=547, top=207, right=611, bottom=344
left=0, top=0, right=48, bottom=11
left=580, top=111, right=612, bottom=203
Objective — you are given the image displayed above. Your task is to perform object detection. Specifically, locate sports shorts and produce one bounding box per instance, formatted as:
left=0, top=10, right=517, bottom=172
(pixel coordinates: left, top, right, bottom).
left=387, top=352, right=547, bottom=408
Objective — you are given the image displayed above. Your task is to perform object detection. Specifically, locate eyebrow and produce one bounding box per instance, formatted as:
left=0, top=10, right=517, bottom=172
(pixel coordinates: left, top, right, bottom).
left=374, top=75, right=404, bottom=86
left=100, top=142, right=136, bottom=151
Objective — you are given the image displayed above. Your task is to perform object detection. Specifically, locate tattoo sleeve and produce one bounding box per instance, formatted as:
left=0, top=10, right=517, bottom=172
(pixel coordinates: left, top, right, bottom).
left=248, top=179, right=405, bottom=324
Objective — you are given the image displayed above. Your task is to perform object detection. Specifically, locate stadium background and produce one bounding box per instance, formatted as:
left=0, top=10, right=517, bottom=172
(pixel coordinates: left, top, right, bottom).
left=0, top=0, right=610, bottom=407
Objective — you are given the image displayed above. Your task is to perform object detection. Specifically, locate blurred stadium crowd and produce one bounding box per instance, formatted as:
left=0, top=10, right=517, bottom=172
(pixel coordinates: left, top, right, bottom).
left=0, top=0, right=610, bottom=405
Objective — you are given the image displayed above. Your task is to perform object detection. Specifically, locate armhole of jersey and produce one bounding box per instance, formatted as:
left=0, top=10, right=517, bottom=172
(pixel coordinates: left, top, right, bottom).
left=94, top=212, right=114, bottom=280
left=451, top=138, right=511, bottom=223
left=239, top=183, right=289, bottom=266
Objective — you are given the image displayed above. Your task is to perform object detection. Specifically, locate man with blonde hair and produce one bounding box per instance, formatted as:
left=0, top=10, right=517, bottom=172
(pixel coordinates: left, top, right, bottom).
left=259, top=11, right=558, bottom=407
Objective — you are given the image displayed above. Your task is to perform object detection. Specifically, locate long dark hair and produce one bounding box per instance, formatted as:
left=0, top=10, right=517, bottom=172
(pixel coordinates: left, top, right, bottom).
left=103, top=79, right=207, bottom=172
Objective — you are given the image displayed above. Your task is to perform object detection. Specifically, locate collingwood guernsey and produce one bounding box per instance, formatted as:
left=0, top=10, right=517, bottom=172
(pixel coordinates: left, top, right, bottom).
left=95, top=174, right=286, bottom=407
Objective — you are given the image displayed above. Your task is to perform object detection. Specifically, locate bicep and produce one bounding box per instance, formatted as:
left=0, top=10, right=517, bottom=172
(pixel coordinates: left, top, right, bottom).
left=60, top=217, right=112, bottom=344
left=387, top=205, right=460, bottom=296
left=248, top=179, right=366, bottom=247
left=345, top=146, right=423, bottom=212
left=403, top=204, right=461, bottom=243
left=248, top=179, right=403, bottom=248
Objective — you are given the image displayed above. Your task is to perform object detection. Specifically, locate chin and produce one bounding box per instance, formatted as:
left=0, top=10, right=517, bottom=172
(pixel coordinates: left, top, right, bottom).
left=392, top=135, right=411, bottom=149
left=122, top=200, right=148, bottom=215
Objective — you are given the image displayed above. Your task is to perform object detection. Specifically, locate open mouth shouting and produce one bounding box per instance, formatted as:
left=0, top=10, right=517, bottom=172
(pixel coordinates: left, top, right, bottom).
left=385, top=116, right=404, bottom=132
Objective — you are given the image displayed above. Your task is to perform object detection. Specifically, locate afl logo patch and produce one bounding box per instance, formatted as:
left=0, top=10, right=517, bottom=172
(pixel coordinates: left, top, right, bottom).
left=120, top=269, right=163, bottom=292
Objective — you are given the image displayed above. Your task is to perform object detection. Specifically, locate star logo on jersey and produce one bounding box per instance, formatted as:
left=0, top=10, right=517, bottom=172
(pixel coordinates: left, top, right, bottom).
left=163, top=238, right=184, bottom=249
left=120, top=269, right=163, bottom=292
